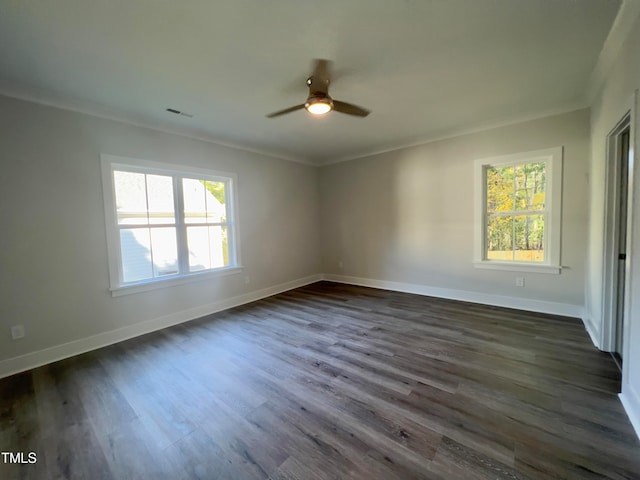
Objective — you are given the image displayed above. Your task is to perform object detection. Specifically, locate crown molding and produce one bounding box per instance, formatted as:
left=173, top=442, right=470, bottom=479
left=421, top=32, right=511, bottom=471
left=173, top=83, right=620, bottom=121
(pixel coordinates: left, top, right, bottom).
left=319, top=103, right=588, bottom=166
left=0, top=89, right=317, bottom=166
left=586, top=0, right=640, bottom=104
left=0, top=89, right=592, bottom=169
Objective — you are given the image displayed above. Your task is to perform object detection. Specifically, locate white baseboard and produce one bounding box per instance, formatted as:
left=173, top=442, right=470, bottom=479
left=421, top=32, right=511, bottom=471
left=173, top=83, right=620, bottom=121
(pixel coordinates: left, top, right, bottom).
left=0, top=274, right=323, bottom=379
left=323, top=274, right=584, bottom=318
left=580, top=314, right=601, bottom=349
left=620, top=384, right=640, bottom=441
left=0, top=273, right=590, bottom=379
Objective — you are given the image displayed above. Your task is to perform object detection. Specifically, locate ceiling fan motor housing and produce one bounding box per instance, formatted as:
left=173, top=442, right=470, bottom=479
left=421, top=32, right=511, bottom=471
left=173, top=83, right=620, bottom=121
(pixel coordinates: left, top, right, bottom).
left=307, top=76, right=330, bottom=95
left=266, top=60, right=370, bottom=118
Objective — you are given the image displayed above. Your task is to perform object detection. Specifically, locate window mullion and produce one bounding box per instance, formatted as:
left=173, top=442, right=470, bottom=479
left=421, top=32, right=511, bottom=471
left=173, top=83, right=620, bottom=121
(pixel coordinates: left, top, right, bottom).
left=483, top=167, right=489, bottom=261
left=474, top=148, right=560, bottom=271
left=512, top=168, right=517, bottom=259
left=203, top=180, right=213, bottom=269
left=512, top=215, right=516, bottom=259
left=175, top=176, right=189, bottom=274
left=144, top=174, right=157, bottom=277
left=117, top=223, right=177, bottom=229
left=227, top=179, right=236, bottom=266
left=544, top=206, right=550, bottom=261
left=103, top=155, right=240, bottom=292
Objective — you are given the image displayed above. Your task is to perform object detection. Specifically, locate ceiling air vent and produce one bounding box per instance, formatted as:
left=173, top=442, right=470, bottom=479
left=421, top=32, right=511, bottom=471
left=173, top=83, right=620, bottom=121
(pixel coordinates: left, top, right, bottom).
left=165, top=108, right=193, bottom=118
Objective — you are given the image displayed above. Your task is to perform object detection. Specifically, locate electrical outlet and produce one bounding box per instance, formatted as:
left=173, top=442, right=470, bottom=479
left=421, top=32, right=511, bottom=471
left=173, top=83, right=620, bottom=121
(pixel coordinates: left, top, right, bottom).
left=515, top=277, right=525, bottom=287
left=244, top=276, right=250, bottom=284
left=11, top=325, right=25, bottom=340
left=338, top=261, right=343, bottom=269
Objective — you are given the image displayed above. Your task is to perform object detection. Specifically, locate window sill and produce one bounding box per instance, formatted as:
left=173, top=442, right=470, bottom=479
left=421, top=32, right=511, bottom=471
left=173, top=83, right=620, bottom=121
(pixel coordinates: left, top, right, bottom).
left=473, top=261, right=561, bottom=274
left=109, top=266, right=244, bottom=297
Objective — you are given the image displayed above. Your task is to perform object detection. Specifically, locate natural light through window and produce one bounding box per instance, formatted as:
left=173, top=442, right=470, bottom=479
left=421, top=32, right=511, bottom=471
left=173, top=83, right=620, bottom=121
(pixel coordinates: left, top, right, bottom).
left=474, top=147, right=562, bottom=274
left=102, top=155, right=240, bottom=295
left=183, top=178, right=229, bottom=272
left=485, top=162, right=546, bottom=262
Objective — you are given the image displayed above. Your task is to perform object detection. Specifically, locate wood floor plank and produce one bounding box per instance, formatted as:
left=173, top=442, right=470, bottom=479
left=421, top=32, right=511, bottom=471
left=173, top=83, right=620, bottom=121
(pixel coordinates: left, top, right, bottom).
left=1, top=281, right=639, bottom=479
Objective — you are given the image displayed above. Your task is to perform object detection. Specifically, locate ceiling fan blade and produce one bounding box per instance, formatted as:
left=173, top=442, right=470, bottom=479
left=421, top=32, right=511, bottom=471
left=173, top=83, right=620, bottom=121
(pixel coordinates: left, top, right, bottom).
left=309, top=59, right=332, bottom=95
left=266, top=104, right=305, bottom=118
left=333, top=100, right=370, bottom=117
left=312, top=59, right=331, bottom=81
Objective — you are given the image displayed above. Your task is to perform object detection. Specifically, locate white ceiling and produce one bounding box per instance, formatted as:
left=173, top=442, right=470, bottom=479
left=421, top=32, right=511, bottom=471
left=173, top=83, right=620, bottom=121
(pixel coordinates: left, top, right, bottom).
left=0, top=0, right=622, bottom=165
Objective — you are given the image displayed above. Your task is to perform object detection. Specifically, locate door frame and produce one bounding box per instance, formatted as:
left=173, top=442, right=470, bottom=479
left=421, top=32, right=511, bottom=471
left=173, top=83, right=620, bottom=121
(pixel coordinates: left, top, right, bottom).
left=601, top=91, right=636, bottom=364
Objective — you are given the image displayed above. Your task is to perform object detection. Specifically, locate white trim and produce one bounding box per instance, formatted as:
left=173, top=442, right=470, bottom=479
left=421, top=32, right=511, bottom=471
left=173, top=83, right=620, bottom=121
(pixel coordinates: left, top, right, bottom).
left=1, top=269, right=633, bottom=440
left=321, top=105, right=587, bottom=166
left=102, top=154, right=241, bottom=179
left=600, top=93, right=636, bottom=353
left=581, top=314, right=602, bottom=349
left=0, top=91, right=587, bottom=169
left=586, top=1, right=640, bottom=104
left=620, top=385, right=640, bottom=441
left=472, top=261, right=561, bottom=274
left=0, top=274, right=323, bottom=379
left=0, top=272, right=598, bottom=382
left=101, top=154, right=242, bottom=294
left=0, top=91, right=314, bottom=166
left=473, top=147, right=563, bottom=273
left=609, top=89, right=639, bottom=440
left=323, top=274, right=583, bottom=318
left=109, top=266, right=244, bottom=297
left=622, top=90, right=638, bottom=391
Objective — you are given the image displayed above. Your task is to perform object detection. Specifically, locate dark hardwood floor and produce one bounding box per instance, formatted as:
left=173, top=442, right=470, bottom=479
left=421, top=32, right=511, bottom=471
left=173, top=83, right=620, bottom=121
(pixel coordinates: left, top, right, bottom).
left=1, top=282, right=639, bottom=479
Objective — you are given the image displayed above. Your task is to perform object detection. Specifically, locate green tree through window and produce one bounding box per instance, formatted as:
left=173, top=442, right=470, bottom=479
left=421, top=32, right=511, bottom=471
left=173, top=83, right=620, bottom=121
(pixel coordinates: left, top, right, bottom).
left=485, top=162, right=546, bottom=262
left=200, top=180, right=228, bottom=265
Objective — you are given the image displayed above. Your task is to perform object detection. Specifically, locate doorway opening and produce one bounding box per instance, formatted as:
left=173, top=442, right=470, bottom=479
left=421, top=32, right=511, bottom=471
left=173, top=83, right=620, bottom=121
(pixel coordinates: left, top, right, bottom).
left=603, top=112, right=633, bottom=371
left=613, top=126, right=630, bottom=369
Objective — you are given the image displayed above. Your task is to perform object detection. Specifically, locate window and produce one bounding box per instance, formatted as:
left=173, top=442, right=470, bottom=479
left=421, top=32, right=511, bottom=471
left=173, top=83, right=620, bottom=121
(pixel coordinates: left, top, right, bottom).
left=101, top=155, right=240, bottom=295
left=474, top=147, right=562, bottom=273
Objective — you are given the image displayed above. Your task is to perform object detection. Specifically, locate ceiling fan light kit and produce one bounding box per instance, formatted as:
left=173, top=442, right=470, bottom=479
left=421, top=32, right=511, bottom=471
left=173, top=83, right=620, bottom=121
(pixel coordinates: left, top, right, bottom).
left=305, top=95, right=333, bottom=115
left=266, top=59, right=370, bottom=119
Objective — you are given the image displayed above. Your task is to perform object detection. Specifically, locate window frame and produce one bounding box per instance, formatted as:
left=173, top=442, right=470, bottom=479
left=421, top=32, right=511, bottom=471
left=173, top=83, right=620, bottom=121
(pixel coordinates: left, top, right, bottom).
left=101, top=154, right=242, bottom=296
left=473, top=147, right=562, bottom=274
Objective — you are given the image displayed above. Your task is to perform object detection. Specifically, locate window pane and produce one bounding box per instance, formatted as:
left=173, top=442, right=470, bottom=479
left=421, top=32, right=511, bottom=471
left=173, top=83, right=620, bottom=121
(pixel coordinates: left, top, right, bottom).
left=209, top=226, right=229, bottom=268
left=486, top=165, right=514, bottom=212
left=204, top=181, right=227, bottom=223
left=187, top=226, right=210, bottom=271
left=514, top=215, right=544, bottom=262
left=150, top=227, right=178, bottom=276
left=186, top=226, right=229, bottom=272
left=515, top=163, right=546, bottom=211
left=114, top=171, right=148, bottom=225
left=529, top=162, right=546, bottom=210
left=183, top=178, right=207, bottom=224
left=146, top=174, right=175, bottom=224
left=486, top=215, right=513, bottom=261
left=120, top=228, right=152, bottom=282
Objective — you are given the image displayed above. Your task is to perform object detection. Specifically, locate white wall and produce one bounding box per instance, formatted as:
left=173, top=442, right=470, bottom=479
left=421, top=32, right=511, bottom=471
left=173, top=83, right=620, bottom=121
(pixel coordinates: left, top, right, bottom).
left=588, top=13, right=640, bottom=436
left=0, top=95, right=321, bottom=372
left=319, top=109, right=590, bottom=314
left=1, top=38, right=638, bottom=435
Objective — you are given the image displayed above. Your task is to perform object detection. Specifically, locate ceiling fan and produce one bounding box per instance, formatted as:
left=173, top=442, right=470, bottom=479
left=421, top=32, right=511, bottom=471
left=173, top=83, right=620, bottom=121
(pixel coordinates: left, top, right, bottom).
left=266, top=59, right=371, bottom=119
